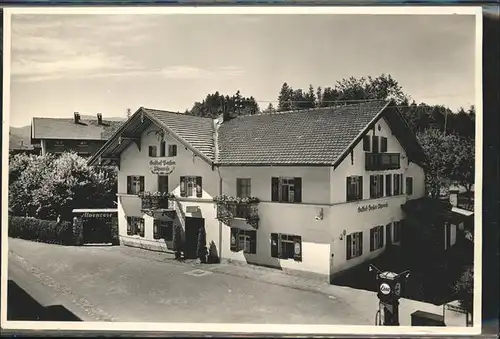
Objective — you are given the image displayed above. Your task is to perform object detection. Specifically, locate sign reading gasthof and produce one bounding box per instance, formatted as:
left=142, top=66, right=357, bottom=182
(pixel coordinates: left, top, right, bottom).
left=149, top=158, right=176, bottom=175
left=358, top=202, right=389, bottom=213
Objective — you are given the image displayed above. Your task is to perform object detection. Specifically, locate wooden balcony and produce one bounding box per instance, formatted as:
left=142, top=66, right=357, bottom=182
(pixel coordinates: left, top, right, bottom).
left=365, top=153, right=401, bottom=171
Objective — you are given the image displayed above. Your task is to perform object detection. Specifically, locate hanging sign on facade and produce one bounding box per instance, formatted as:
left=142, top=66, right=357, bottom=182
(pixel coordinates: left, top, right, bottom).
left=149, top=157, right=176, bottom=175
left=358, top=202, right=389, bottom=213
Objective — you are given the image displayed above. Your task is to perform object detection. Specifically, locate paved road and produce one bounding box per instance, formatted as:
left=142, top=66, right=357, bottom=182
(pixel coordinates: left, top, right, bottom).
left=7, top=238, right=369, bottom=324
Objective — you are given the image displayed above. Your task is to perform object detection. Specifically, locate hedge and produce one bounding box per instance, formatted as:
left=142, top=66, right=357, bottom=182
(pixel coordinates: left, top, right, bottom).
left=9, top=216, right=74, bottom=245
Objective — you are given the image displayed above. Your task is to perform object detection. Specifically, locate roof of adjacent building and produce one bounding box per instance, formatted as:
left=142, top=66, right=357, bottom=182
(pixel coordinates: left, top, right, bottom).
left=88, top=100, right=426, bottom=168
left=31, top=116, right=126, bottom=141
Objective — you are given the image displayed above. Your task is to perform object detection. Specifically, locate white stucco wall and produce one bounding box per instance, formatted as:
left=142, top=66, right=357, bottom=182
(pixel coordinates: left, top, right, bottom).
left=114, top=114, right=425, bottom=279
left=117, top=125, right=219, bottom=251
left=218, top=166, right=332, bottom=277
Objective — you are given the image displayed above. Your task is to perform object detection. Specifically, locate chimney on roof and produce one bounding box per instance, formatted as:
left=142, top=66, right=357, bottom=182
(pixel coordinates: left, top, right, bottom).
left=97, top=113, right=103, bottom=125
left=74, top=112, right=80, bottom=124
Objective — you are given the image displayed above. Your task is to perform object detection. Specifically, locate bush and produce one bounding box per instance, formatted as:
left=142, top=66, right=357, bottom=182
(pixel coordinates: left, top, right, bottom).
left=196, top=227, right=207, bottom=263
left=172, top=223, right=183, bottom=260
left=9, top=216, right=74, bottom=245
left=453, top=267, right=474, bottom=315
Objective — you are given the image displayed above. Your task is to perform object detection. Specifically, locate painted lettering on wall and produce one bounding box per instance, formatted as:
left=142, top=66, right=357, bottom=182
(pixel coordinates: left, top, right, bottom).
left=149, top=157, right=176, bottom=175
left=81, top=212, right=115, bottom=219
left=357, top=202, right=389, bottom=213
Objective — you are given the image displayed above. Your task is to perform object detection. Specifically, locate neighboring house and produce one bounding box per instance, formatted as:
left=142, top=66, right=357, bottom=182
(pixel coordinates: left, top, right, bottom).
left=31, top=112, right=125, bottom=157
left=88, top=100, right=427, bottom=281
left=9, top=140, right=40, bottom=156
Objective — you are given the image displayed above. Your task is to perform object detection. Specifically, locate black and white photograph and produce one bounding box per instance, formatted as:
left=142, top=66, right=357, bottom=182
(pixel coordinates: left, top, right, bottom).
left=1, top=6, right=482, bottom=335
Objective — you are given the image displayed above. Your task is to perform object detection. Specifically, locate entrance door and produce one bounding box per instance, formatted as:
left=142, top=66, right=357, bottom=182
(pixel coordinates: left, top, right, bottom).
left=158, top=175, right=169, bottom=193
left=82, top=218, right=112, bottom=244
left=184, top=217, right=205, bottom=259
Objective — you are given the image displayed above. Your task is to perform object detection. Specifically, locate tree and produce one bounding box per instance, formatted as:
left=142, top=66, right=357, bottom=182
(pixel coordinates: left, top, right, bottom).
left=417, top=129, right=459, bottom=198
left=196, top=227, right=207, bottom=263
left=277, top=82, right=293, bottom=111
left=453, top=268, right=474, bottom=316
left=173, top=224, right=183, bottom=260
left=126, top=108, right=132, bottom=119
left=187, top=91, right=260, bottom=118
left=451, top=137, right=475, bottom=202
left=263, top=103, right=276, bottom=114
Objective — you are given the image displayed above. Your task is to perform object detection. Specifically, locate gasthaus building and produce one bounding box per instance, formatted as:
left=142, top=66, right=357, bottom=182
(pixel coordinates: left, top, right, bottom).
left=88, top=100, right=426, bottom=282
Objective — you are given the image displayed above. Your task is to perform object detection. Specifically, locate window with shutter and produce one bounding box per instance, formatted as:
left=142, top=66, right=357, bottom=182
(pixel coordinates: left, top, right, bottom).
left=381, top=137, right=388, bottom=152
left=180, top=176, right=186, bottom=197
left=160, top=142, right=166, bottom=157
left=168, top=145, right=177, bottom=157
left=149, top=145, right=157, bottom=157
left=196, top=176, right=203, bottom=197
left=270, top=233, right=279, bottom=258
left=294, top=177, right=302, bottom=203
left=230, top=228, right=239, bottom=252
left=372, top=136, right=379, bottom=153
left=293, top=236, right=302, bottom=262
left=363, top=135, right=371, bottom=152
left=139, top=176, right=145, bottom=193
left=271, top=178, right=279, bottom=202
left=127, top=176, right=144, bottom=194
left=346, top=234, right=352, bottom=260
left=386, top=174, right=392, bottom=196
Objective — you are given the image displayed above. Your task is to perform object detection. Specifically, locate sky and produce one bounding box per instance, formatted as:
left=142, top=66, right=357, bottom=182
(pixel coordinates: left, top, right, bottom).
left=9, top=12, right=477, bottom=127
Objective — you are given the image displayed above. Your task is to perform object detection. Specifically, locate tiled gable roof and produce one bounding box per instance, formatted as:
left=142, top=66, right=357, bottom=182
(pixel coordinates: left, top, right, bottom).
left=217, top=100, right=389, bottom=165
left=32, top=117, right=126, bottom=141
left=144, top=108, right=215, bottom=161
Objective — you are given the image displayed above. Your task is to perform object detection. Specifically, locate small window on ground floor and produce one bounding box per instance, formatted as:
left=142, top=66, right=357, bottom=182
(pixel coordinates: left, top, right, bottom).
left=346, top=231, right=363, bottom=260
left=370, top=225, right=384, bottom=251
left=230, top=228, right=257, bottom=254
left=127, top=217, right=144, bottom=237
left=270, top=233, right=302, bottom=261
left=153, top=219, right=173, bottom=241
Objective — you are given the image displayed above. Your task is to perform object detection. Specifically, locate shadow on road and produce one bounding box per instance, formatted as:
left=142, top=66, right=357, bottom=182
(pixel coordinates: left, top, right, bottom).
left=7, top=280, right=82, bottom=321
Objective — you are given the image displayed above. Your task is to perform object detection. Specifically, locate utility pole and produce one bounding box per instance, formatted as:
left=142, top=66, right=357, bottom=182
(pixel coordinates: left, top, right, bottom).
left=369, top=264, right=411, bottom=326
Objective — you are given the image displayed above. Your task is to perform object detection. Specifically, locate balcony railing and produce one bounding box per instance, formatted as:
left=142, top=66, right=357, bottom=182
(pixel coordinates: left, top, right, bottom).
left=365, top=153, right=401, bottom=171
left=139, top=192, right=175, bottom=210
left=213, top=195, right=260, bottom=228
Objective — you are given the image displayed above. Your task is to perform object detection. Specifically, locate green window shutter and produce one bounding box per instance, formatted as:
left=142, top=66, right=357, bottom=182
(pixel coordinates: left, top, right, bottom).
left=358, top=176, right=363, bottom=200
left=346, top=177, right=351, bottom=201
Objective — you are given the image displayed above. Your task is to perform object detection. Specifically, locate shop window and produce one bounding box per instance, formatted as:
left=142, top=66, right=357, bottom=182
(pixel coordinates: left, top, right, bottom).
left=127, top=176, right=144, bottom=194
left=180, top=176, right=202, bottom=198
left=370, top=225, right=384, bottom=251
left=346, top=232, right=363, bottom=260
left=230, top=228, right=257, bottom=254
left=271, top=177, right=302, bottom=203
left=369, top=175, right=384, bottom=198
left=346, top=176, right=363, bottom=201
left=270, top=233, right=302, bottom=261
left=126, top=217, right=144, bottom=237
